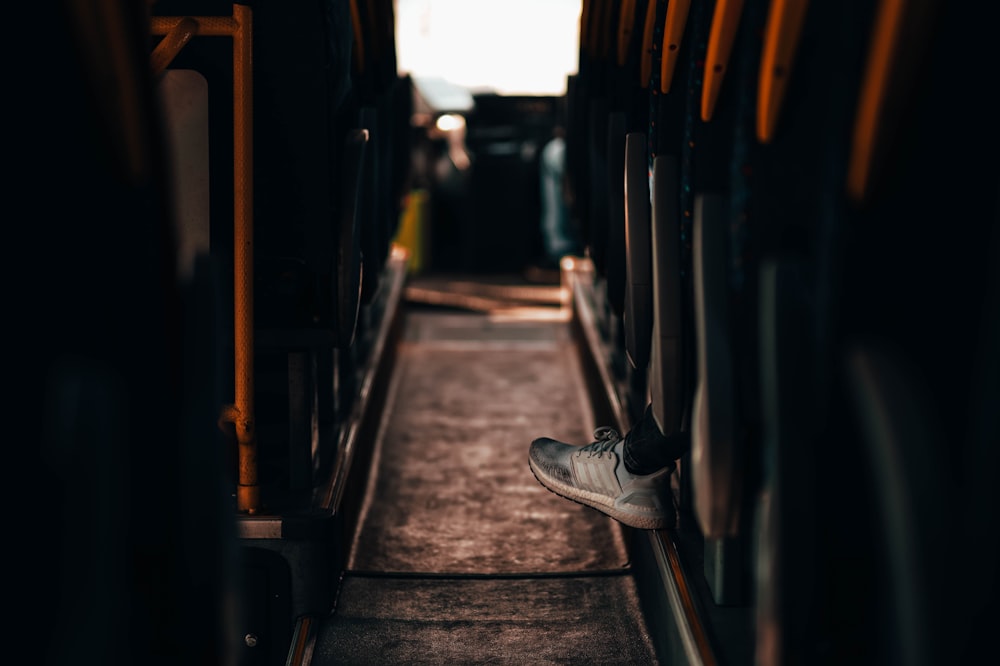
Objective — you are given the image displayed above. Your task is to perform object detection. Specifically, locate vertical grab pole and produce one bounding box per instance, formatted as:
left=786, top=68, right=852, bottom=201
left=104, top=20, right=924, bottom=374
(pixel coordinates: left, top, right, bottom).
left=151, top=5, right=259, bottom=514
left=231, top=3, right=258, bottom=514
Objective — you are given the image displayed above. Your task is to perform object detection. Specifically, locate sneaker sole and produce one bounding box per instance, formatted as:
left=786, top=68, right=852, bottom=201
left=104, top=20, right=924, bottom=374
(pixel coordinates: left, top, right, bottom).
left=528, top=456, right=674, bottom=530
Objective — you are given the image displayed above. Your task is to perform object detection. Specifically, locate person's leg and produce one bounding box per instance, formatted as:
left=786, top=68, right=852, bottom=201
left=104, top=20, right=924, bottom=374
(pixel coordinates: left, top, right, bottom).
left=528, top=401, right=687, bottom=530
left=622, top=403, right=689, bottom=474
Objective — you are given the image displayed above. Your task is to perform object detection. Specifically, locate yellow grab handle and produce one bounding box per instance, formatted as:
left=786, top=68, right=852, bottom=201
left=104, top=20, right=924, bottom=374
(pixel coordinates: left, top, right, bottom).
left=660, top=0, right=692, bottom=93
left=639, top=0, right=659, bottom=87
left=618, top=0, right=638, bottom=67
left=846, top=0, right=935, bottom=202
left=702, top=0, right=745, bottom=121
left=757, top=0, right=809, bottom=143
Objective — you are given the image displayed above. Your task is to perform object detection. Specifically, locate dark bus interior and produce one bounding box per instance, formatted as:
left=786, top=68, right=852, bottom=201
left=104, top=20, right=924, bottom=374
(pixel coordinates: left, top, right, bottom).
left=11, top=2, right=999, bottom=665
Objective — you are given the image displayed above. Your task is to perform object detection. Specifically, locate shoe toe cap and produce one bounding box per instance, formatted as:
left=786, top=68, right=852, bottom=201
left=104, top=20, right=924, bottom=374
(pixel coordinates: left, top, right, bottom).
left=529, top=437, right=574, bottom=485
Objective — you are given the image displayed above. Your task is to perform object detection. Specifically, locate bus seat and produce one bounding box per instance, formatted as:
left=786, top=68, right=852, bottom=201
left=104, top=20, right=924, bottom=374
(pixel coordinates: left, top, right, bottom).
left=337, top=129, right=369, bottom=349
left=587, top=96, right=612, bottom=275
left=649, top=154, right=684, bottom=440
left=691, top=192, right=739, bottom=540
left=687, top=0, right=749, bottom=549
left=606, top=112, right=629, bottom=317
left=624, top=132, right=654, bottom=371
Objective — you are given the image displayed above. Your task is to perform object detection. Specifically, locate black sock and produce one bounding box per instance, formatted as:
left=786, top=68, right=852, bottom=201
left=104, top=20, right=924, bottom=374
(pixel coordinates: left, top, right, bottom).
left=623, top=404, right=689, bottom=475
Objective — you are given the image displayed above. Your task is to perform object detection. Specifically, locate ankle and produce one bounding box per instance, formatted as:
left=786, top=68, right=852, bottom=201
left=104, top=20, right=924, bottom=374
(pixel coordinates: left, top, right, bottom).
left=623, top=426, right=688, bottom=476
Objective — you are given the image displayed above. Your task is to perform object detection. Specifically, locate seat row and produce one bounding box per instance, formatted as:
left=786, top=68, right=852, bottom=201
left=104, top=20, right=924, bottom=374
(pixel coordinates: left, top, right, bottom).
left=566, top=1, right=999, bottom=663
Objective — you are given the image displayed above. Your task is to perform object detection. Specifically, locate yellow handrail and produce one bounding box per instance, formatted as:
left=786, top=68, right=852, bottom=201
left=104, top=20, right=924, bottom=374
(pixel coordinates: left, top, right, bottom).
left=639, top=0, right=658, bottom=88
left=757, top=0, right=809, bottom=143
left=151, top=4, right=259, bottom=514
left=150, top=16, right=197, bottom=77
left=660, top=0, right=692, bottom=94
left=701, top=0, right=744, bottom=122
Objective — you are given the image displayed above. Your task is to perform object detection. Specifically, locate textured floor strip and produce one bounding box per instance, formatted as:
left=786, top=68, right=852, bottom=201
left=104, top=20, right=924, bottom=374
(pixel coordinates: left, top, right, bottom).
left=317, top=308, right=659, bottom=665
left=314, top=576, right=659, bottom=665
left=347, top=311, right=630, bottom=575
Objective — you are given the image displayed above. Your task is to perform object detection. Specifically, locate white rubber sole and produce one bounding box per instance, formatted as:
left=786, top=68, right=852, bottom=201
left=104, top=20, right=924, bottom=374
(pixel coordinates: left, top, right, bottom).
left=528, top=456, right=674, bottom=530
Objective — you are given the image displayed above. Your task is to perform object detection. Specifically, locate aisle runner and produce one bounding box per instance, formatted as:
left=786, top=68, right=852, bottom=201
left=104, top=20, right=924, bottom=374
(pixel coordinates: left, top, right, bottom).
left=347, top=311, right=631, bottom=574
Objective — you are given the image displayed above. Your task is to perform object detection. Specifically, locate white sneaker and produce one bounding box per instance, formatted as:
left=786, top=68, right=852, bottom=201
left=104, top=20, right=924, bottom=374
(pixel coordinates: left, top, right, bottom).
left=528, top=427, right=675, bottom=530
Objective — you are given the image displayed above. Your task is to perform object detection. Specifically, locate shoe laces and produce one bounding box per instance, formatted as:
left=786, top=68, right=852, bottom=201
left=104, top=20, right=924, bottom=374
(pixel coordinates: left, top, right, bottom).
left=578, top=426, right=622, bottom=458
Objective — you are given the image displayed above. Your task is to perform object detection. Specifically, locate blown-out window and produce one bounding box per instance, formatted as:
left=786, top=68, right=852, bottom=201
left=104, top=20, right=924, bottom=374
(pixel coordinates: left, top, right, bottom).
left=395, top=0, right=582, bottom=96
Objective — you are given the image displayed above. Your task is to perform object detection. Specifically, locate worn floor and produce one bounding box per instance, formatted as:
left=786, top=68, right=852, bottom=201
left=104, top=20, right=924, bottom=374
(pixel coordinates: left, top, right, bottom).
left=312, top=278, right=660, bottom=664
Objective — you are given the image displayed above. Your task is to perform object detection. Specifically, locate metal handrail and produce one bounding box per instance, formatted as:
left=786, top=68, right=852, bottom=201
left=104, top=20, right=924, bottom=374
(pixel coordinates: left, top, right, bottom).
left=151, top=4, right=260, bottom=514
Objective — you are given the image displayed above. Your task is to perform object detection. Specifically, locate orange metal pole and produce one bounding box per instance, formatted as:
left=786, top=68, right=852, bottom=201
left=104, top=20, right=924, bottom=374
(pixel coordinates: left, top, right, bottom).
left=150, top=16, right=197, bottom=77
left=231, top=3, right=258, bottom=515
left=151, top=5, right=259, bottom=514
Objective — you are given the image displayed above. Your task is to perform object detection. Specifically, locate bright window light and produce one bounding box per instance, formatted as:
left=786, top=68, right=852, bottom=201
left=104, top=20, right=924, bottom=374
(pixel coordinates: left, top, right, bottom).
left=395, top=0, right=582, bottom=96
left=435, top=113, right=466, bottom=132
